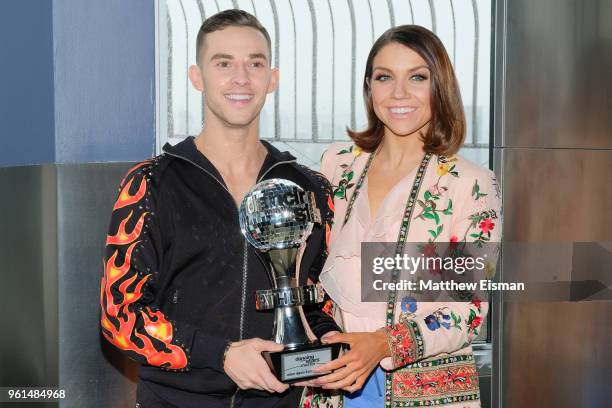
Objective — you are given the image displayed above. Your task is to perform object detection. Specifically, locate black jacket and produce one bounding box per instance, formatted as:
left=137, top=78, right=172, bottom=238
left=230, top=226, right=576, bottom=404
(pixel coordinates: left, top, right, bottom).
left=101, top=137, right=340, bottom=407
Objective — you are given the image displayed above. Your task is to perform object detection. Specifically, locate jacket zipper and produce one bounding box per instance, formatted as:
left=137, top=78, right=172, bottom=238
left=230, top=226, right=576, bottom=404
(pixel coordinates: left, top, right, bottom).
left=164, top=150, right=295, bottom=406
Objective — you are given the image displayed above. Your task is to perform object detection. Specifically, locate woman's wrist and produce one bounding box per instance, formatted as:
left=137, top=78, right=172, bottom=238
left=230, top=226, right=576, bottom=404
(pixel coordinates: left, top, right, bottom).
left=375, top=329, right=392, bottom=359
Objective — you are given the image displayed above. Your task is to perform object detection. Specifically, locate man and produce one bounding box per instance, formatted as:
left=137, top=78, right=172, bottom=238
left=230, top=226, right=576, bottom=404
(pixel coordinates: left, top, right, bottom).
left=100, top=10, right=339, bottom=408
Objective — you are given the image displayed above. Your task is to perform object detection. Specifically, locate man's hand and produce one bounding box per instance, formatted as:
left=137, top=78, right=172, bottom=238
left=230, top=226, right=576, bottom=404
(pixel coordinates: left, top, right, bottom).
left=223, top=338, right=289, bottom=393
left=311, top=331, right=390, bottom=393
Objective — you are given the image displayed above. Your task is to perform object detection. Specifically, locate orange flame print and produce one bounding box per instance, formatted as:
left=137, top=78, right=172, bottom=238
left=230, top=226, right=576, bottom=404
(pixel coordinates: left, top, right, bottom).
left=106, top=211, right=148, bottom=246
left=114, top=177, right=147, bottom=210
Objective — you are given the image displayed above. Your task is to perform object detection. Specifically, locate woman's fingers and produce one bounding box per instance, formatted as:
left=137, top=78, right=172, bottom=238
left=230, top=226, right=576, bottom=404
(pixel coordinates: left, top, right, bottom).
left=313, top=366, right=354, bottom=387
left=312, top=352, right=351, bottom=373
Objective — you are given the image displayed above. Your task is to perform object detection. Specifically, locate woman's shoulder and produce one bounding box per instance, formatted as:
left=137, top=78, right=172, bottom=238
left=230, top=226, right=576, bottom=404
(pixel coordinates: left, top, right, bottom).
left=435, top=153, right=496, bottom=184
left=320, top=141, right=363, bottom=181
left=322, top=141, right=358, bottom=159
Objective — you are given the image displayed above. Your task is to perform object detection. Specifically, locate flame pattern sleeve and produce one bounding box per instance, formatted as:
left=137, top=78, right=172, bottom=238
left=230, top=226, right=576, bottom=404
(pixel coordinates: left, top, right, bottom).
left=100, top=160, right=227, bottom=372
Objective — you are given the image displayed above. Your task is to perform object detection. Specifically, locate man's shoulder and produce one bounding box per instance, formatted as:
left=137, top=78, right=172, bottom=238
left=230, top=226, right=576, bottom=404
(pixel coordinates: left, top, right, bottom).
left=116, top=153, right=175, bottom=196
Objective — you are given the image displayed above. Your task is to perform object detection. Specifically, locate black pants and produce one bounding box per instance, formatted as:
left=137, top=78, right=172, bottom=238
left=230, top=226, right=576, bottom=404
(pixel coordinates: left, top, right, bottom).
left=136, top=381, right=303, bottom=408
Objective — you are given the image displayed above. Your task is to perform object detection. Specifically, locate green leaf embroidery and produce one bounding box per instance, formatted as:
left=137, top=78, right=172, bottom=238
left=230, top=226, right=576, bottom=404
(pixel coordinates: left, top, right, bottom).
left=346, top=171, right=354, bottom=181
left=433, top=211, right=440, bottom=225
left=424, top=190, right=432, bottom=201
left=428, top=229, right=437, bottom=239
left=436, top=225, right=443, bottom=235
left=443, top=199, right=453, bottom=215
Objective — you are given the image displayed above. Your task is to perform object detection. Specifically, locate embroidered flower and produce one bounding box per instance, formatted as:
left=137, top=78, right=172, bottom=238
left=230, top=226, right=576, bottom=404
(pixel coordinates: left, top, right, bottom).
left=425, top=314, right=440, bottom=330
left=471, top=298, right=481, bottom=310
left=352, top=145, right=362, bottom=157
left=401, top=296, right=417, bottom=314
left=479, top=218, right=495, bottom=234
left=436, top=163, right=450, bottom=176
left=423, top=242, right=437, bottom=257
left=469, top=316, right=483, bottom=330
left=429, top=185, right=442, bottom=196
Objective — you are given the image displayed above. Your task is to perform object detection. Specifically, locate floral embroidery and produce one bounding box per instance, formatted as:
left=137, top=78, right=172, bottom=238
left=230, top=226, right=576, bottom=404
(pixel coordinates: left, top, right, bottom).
left=392, top=354, right=480, bottom=406
left=300, top=387, right=340, bottom=408
left=384, top=320, right=425, bottom=368
left=331, top=145, right=360, bottom=200
left=466, top=298, right=484, bottom=336
left=415, top=156, right=457, bottom=242
left=401, top=296, right=418, bottom=314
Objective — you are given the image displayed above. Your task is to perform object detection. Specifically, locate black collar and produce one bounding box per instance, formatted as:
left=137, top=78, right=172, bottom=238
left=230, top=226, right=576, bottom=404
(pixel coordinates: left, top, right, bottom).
left=162, top=136, right=296, bottom=183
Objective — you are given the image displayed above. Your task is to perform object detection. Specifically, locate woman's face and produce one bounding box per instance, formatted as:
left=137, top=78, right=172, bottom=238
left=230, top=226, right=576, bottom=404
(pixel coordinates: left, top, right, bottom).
left=369, top=42, right=432, bottom=138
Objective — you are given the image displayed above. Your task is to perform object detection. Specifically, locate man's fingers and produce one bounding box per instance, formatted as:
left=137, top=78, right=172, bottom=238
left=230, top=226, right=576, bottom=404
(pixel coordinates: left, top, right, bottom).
left=293, top=379, right=318, bottom=387
left=255, top=339, right=285, bottom=352
left=261, top=371, right=289, bottom=393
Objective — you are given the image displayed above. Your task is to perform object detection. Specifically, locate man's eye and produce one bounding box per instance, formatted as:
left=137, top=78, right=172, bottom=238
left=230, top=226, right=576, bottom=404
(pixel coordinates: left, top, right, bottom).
left=251, top=61, right=265, bottom=68
left=374, top=74, right=391, bottom=81
left=217, top=61, right=230, bottom=68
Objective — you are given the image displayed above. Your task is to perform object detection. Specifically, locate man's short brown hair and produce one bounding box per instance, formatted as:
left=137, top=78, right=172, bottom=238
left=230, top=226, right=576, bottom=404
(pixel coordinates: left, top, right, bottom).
left=348, top=25, right=466, bottom=157
left=196, top=9, right=272, bottom=64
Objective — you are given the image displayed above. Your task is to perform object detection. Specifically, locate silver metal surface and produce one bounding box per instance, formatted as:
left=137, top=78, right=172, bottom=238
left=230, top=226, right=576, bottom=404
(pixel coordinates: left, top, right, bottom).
left=492, top=0, right=612, bottom=406
left=0, top=165, right=57, bottom=408
left=0, top=163, right=140, bottom=408
left=502, top=149, right=612, bottom=242
left=255, top=285, right=324, bottom=310
left=503, top=0, right=612, bottom=149
left=56, top=163, right=138, bottom=408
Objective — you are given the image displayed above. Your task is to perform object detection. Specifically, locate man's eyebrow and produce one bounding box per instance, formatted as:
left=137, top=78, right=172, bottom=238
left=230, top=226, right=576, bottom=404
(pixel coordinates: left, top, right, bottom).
left=249, top=53, right=268, bottom=61
left=210, top=53, right=234, bottom=61
left=373, top=65, right=430, bottom=72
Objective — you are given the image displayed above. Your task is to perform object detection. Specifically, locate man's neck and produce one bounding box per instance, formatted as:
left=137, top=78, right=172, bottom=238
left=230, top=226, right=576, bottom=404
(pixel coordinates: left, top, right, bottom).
left=194, top=121, right=266, bottom=177
left=193, top=120, right=268, bottom=205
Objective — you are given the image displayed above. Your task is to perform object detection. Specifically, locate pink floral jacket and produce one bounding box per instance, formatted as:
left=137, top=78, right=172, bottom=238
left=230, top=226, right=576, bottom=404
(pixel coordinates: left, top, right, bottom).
left=311, top=142, right=502, bottom=408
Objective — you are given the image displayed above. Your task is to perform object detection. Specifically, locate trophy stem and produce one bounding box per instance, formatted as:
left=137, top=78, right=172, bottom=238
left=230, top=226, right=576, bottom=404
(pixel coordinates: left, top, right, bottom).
left=273, top=306, right=311, bottom=347
left=266, top=248, right=299, bottom=289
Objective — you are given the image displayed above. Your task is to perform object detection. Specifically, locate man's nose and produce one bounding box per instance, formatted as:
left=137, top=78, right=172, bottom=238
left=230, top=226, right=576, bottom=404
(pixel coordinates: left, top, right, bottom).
left=232, top=63, right=250, bottom=86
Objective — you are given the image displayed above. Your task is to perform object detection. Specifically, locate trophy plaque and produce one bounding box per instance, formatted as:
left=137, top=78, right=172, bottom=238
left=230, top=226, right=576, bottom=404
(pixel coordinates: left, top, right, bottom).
left=239, top=178, right=341, bottom=383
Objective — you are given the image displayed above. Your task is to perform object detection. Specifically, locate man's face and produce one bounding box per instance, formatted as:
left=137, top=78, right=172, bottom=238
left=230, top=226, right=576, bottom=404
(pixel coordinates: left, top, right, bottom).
left=189, top=26, right=278, bottom=130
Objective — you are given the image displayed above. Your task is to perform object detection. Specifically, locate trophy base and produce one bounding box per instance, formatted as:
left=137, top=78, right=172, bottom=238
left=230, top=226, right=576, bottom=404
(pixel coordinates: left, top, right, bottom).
left=262, top=341, right=342, bottom=383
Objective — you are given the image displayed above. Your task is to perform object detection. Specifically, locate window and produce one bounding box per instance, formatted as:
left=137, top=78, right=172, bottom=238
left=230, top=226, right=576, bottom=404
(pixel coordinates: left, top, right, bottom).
left=156, top=0, right=492, bottom=169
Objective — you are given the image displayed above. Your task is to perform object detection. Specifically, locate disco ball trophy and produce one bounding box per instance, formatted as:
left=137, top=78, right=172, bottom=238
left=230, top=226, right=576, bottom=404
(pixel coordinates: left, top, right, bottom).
left=239, top=178, right=341, bottom=383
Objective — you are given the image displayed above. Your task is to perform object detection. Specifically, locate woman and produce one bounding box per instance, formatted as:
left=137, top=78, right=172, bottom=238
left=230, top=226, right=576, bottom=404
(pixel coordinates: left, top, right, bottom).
left=308, top=25, right=501, bottom=407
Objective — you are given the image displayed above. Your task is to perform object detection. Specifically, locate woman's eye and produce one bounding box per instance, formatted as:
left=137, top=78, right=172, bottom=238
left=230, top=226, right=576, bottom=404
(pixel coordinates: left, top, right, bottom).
left=411, top=74, right=428, bottom=81
left=374, top=74, right=391, bottom=81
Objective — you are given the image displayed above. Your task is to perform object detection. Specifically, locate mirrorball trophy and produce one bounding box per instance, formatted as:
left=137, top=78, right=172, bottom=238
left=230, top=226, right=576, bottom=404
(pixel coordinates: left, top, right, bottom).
left=239, top=178, right=341, bottom=383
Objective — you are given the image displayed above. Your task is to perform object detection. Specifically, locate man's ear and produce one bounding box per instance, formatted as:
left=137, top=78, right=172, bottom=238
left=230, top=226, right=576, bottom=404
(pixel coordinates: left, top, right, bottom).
left=188, top=65, right=205, bottom=92
left=267, top=67, right=279, bottom=94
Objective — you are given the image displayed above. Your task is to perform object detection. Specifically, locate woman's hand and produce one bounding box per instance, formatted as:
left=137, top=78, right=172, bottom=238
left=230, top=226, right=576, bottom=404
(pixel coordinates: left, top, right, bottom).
left=311, top=331, right=390, bottom=393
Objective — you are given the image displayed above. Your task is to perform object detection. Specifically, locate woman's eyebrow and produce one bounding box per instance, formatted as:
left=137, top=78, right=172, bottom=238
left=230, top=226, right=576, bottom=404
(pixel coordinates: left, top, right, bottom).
left=372, top=65, right=430, bottom=72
